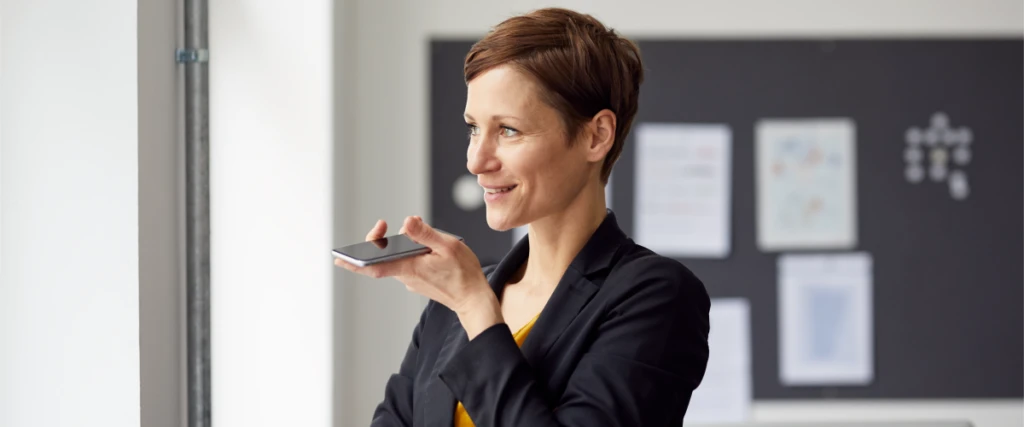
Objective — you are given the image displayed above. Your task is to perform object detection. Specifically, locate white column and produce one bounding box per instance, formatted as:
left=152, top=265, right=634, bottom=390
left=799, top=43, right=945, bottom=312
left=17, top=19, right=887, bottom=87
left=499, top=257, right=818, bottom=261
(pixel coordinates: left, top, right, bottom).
left=0, top=1, right=141, bottom=427
left=209, top=1, right=334, bottom=426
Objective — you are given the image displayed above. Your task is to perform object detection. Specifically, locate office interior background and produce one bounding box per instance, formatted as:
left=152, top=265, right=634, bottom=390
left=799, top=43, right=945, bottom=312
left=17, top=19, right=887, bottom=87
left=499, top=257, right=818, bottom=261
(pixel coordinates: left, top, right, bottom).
left=1, top=0, right=1022, bottom=426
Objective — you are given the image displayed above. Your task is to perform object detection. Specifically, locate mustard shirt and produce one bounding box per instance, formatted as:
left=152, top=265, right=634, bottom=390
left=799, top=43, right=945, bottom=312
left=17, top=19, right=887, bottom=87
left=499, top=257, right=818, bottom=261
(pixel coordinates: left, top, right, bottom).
left=453, top=314, right=540, bottom=427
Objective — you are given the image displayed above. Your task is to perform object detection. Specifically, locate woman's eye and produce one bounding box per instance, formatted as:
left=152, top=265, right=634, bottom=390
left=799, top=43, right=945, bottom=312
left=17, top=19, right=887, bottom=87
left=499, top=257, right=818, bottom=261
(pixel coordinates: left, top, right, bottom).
left=466, top=124, right=480, bottom=137
left=500, top=126, right=520, bottom=137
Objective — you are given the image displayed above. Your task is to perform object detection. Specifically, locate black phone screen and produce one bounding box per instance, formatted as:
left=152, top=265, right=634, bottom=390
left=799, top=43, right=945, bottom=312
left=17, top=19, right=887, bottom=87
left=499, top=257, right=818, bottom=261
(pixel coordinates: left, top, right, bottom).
left=335, top=234, right=429, bottom=262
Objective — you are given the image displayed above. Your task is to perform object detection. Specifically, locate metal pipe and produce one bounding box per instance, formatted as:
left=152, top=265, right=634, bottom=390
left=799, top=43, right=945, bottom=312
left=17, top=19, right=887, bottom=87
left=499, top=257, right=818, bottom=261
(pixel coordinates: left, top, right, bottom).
left=183, top=0, right=211, bottom=426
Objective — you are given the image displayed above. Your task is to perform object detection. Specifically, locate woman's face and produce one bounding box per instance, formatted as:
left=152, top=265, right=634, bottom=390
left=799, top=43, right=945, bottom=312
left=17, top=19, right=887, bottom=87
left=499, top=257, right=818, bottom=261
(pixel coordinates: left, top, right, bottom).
left=464, top=65, right=595, bottom=232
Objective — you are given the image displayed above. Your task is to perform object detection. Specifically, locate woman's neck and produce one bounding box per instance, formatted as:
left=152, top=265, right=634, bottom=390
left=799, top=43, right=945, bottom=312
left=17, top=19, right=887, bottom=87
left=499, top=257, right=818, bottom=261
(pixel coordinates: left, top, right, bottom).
left=516, top=179, right=608, bottom=290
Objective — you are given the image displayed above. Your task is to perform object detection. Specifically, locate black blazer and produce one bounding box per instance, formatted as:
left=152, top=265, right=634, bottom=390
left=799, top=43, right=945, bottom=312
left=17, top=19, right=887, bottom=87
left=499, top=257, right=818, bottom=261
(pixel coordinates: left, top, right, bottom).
left=370, top=211, right=710, bottom=427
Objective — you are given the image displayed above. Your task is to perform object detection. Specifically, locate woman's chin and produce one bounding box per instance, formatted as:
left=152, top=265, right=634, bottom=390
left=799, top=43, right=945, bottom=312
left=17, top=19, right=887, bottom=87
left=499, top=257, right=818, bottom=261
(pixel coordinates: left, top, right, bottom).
left=485, top=218, right=510, bottom=232
left=485, top=211, right=518, bottom=232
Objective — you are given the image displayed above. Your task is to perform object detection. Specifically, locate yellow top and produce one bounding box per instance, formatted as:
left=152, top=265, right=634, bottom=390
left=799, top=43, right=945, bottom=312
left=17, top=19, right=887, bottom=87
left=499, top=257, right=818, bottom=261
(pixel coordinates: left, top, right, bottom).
left=453, top=314, right=540, bottom=427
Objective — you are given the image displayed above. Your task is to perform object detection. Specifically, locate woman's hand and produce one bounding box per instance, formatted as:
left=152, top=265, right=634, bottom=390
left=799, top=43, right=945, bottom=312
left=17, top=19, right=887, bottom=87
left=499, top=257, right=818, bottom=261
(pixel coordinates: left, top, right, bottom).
left=334, top=216, right=503, bottom=338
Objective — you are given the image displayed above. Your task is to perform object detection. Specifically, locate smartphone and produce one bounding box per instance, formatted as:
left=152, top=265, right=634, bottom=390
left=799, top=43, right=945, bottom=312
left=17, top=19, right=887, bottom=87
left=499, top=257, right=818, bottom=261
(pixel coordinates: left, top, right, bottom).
left=332, top=231, right=463, bottom=267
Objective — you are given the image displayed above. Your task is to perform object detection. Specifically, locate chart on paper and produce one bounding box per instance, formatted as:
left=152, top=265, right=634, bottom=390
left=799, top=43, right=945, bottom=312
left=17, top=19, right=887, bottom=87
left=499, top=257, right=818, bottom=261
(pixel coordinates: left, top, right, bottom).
left=756, top=119, right=857, bottom=251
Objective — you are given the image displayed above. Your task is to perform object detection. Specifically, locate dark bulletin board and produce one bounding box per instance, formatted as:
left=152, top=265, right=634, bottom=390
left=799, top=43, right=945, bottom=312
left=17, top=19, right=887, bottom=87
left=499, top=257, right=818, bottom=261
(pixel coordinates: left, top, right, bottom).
left=429, top=39, right=1023, bottom=399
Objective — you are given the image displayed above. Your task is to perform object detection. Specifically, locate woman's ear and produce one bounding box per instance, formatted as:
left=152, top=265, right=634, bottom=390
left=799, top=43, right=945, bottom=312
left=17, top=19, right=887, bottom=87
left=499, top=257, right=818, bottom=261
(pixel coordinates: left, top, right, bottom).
left=586, top=109, right=617, bottom=163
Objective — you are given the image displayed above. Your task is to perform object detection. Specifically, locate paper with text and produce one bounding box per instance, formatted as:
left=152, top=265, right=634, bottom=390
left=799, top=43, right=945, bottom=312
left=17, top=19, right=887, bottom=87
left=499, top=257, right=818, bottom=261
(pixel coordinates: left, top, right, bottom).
left=634, top=123, right=732, bottom=258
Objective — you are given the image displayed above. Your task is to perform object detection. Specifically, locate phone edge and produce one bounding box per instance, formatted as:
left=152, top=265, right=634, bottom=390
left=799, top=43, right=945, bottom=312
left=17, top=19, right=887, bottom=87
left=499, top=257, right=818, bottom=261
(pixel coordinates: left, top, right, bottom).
left=332, top=247, right=431, bottom=267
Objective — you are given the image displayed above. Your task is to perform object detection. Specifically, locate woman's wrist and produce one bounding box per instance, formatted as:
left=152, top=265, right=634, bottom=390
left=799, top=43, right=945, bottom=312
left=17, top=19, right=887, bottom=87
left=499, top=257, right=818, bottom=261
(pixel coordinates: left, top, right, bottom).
left=456, top=289, right=503, bottom=340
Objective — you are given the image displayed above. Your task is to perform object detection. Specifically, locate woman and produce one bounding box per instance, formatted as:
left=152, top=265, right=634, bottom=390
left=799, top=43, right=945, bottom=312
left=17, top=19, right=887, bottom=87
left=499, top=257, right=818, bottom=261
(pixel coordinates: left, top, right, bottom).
left=335, top=7, right=710, bottom=427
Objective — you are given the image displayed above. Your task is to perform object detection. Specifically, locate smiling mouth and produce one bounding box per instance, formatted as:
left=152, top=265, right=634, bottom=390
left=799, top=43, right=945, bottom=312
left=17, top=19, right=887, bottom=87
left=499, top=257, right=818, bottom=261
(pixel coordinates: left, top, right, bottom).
left=484, top=185, right=517, bottom=194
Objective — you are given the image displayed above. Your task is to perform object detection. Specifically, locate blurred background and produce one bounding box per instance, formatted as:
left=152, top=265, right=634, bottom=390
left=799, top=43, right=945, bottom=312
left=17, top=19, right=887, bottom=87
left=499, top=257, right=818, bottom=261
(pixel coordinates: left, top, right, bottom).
left=0, top=1, right=1021, bottom=427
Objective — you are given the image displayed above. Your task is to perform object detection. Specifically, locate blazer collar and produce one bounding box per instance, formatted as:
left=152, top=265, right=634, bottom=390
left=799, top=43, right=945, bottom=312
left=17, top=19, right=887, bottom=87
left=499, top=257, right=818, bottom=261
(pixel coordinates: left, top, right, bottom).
left=567, top=209, right=628, bottom=277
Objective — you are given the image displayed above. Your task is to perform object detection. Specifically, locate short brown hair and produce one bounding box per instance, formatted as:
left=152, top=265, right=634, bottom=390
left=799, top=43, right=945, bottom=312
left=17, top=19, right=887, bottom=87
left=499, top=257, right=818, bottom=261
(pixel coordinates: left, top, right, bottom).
left=464, top=8, right=644, bottom=183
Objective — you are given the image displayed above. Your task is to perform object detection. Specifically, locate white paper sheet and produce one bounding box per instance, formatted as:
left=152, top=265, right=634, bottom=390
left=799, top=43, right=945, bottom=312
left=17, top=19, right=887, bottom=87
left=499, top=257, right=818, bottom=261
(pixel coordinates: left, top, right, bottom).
left=634, top=123, right=732, bottom=258
left=686, top=298, right=752, bottom=424
left=756, top=119, right=857, bottom=251
left=605, top=172, right=613, bottom=210
left=779, top=252, right=874, bottom=386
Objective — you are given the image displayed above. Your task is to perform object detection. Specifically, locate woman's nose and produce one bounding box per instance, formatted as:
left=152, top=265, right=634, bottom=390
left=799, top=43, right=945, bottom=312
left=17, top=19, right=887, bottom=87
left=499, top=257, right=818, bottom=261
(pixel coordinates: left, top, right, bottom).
left=467, top=140, right=500, bottom=175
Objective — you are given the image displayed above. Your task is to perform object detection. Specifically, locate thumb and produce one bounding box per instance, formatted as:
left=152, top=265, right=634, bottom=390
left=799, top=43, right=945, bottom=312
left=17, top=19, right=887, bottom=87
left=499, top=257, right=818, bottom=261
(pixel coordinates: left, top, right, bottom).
left=404, top=216, right=449, bottom=249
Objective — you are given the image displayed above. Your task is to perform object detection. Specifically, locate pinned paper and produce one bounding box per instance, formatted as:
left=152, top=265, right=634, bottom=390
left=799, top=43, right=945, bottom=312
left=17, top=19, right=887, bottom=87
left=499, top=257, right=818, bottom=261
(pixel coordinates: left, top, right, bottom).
left=686, top=298, right=752, bottom=424
left=756, top=118, right=857, bottom=251
left=778, top=253, right=874, bottom=386
left=634, top=123, right=732, bottom=258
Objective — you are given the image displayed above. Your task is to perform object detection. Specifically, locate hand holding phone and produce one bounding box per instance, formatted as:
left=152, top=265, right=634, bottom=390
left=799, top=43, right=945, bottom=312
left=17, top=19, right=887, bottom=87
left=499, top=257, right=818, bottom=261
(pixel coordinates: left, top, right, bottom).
left=333, top=216, right=497, bottom=336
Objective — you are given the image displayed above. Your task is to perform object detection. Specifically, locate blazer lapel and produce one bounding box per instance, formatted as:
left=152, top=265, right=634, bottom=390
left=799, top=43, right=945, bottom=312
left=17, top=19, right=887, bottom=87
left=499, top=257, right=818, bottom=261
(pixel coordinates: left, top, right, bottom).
left=518, top=267, right=597, bottom=371
left=520, top=210, right=628, bottom=375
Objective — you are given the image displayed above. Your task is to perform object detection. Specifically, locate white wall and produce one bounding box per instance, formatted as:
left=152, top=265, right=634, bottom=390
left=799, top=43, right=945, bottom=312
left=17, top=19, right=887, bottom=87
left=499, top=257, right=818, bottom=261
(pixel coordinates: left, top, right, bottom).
left=0, top=1, right=141, bottom=427
left=0, top=0, right=4, bottom=278
left=331, top=1, right=435, bottom=424
left=209, top=1, right=333, bottom=427
left=333, top=0, right=1023, bottom=426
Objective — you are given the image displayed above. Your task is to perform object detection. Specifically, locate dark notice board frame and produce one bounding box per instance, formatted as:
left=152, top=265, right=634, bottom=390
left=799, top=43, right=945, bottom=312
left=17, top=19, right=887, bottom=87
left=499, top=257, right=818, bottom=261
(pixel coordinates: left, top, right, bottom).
left=429, top=38, right=1023, bottom=399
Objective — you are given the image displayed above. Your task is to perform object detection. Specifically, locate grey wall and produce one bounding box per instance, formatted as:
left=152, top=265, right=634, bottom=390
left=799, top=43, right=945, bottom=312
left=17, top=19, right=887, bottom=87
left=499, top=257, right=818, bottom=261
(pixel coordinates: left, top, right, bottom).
left=138, top=0, right=184, bottom=426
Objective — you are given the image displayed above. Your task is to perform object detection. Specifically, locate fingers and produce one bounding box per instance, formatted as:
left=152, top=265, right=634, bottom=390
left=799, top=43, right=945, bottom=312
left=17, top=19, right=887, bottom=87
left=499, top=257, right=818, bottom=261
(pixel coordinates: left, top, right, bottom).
left=403, top=216, right=451, bottom=251
left=365, top=219, right=387, bottom=242
left=366, top=217, right=424, bottom=240
left=399, top=216, right=421, bottom=235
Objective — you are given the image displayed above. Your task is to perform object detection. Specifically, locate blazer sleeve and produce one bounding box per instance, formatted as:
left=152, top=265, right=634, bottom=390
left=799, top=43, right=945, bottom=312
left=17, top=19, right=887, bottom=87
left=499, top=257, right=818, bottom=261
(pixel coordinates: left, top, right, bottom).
left=437, top=258, right=711, bottom=427
left=370, top=265, right=498, bottom=426
left=370, top=301, right=433, bottom=427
